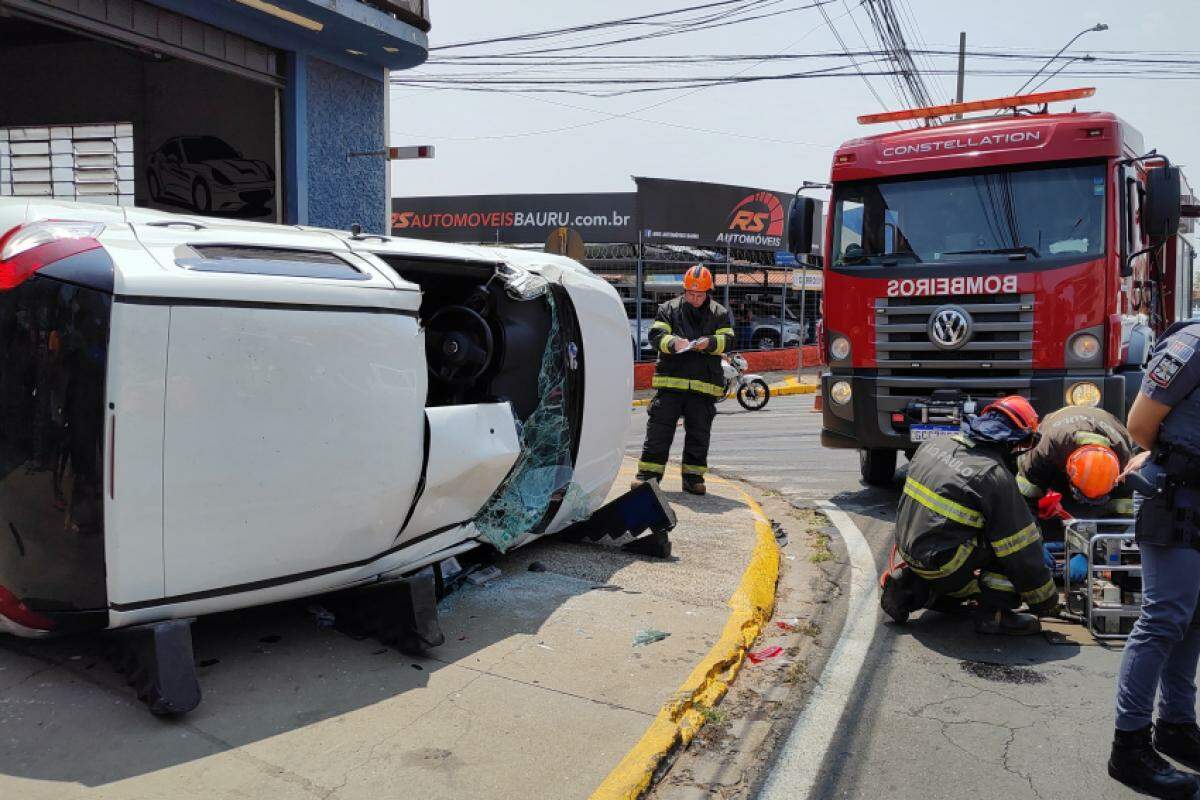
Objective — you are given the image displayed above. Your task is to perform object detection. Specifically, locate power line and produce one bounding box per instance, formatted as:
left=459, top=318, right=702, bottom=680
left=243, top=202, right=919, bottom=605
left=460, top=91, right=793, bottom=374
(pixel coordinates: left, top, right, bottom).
left=817, top=1, right=894, bottom=115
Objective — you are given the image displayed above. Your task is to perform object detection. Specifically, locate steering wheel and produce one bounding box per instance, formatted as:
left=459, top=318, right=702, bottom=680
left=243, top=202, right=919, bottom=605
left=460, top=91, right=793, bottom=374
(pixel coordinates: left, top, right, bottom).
left=425, top=305, right=495, bottom=384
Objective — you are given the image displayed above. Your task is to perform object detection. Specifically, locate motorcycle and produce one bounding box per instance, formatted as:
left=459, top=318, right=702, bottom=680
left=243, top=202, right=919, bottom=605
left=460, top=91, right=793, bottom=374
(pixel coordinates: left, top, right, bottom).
left=720, top=353, right=771, bottom=411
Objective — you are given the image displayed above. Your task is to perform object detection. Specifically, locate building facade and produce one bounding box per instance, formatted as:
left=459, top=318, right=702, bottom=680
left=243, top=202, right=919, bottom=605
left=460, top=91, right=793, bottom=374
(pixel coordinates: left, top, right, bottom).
left=0, top=0, right=428, bottom=233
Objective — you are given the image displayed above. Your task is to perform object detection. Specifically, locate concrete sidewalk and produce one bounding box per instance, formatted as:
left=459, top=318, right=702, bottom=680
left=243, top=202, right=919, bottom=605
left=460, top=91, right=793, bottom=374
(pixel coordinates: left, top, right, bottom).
left=0, top=460, right=783, bottom=800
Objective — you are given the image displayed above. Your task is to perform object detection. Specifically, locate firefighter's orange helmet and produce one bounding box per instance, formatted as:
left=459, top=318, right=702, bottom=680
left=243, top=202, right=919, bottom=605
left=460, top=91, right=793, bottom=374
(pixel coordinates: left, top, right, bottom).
left=1066, top=444, right=1121, bottom=500
left=983, top=395, right=1039, bottom=436
left=683, top=265, right=713, bottom=292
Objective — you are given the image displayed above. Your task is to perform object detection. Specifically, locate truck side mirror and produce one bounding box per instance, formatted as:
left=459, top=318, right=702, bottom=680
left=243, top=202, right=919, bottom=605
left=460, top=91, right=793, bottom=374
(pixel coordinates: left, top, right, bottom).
left=788, top=196, right=817, bottom=259
left=1145, top=166, right=1182, bottom=246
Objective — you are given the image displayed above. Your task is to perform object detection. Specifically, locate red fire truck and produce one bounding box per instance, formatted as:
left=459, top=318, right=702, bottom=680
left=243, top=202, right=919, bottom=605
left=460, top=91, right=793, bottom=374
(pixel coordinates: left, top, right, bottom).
left=788, top=87, right=1196, bottom=485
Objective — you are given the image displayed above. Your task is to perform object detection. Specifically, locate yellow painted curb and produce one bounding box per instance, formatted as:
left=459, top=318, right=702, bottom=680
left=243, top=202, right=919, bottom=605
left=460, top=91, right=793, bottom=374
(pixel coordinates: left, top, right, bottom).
left=588, top=474, right=780, bottom=800
left=630, top=377, right=815, bottom=407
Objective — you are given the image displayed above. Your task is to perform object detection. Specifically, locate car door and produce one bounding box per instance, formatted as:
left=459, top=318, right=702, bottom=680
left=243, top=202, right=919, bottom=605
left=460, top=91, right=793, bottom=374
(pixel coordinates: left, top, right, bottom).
left=127, top=221, right=428, bottom=597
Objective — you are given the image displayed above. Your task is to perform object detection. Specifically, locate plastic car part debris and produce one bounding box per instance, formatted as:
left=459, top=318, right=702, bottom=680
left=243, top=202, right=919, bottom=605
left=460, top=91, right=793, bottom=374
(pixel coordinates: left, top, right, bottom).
left=496, top=261, right=550, bottom=301
left=475, top=293, right=579, bottom=551
left=108, top=619, right=202, bottom=716
left=557, top=480, right=677, bottom=556
left=306, top=604, right=336, bottom=629
left=747, top=645, right=784, bottom=664
left=466, top=565, right=503, bottom=586
left=776, top=619, right=800, bottom=632
left=633, top=628, right=671, bottom=647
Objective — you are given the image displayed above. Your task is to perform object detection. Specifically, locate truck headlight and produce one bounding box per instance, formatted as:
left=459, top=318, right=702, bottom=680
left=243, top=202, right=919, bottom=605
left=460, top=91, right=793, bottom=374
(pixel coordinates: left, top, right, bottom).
left=1070, top=333, right=1101, bottom=362
left=1066, top=381, right=1102, bottom=407
left=830, top=380, right=852, bottom=405
left=830, top=335, right=851, bottom=361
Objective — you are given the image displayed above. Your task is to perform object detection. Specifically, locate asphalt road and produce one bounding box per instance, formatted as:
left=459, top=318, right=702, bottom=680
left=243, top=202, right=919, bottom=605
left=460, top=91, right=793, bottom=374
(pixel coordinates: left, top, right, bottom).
left=628, top=394, right=1153, bottom=800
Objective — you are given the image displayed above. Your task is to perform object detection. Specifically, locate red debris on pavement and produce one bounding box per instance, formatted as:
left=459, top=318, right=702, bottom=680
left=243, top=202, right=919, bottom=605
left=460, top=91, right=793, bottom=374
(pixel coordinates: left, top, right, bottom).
left=747, top=645, right=784, bottom=664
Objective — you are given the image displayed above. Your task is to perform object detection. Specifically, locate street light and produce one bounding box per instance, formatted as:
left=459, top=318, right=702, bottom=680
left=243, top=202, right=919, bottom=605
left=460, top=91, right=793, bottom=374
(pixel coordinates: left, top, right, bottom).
left=1012, top=23, right=1108, bottom=96
left=1028, top=54, right=1096, bottom=95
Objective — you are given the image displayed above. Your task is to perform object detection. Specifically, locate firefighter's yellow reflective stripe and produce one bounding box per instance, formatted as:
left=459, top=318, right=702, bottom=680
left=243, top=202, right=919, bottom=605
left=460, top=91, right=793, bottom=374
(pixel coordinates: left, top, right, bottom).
left=659, top=335, right=676, bottom=354
left=980, top=572, right=1016, bottom=593
left=992, top=523, right=1041, bottom=558
left=951, top=434, right=975, bottom=448
left=637, top=461, right=666, bottom=475
left=1021, top=578, right=1057, bottom=605
left=904, top=541, right=975, bottom=580
left=946, top=579, right=981, bottom=598
left=651, top=321, right=672, bottom=333
left=1109, top=497, right=1136, bottom=516
left=713, top=336, right=726, bottom=355
left=651, top=375, right=725, bottom=397
left=1074, top=431, right=1113, bottom=448
left=714, top=327, right=735, bottom=336
left=903, top=478, right=985, bottom=528
left=1017, top=474, right=1045, bottom=499
left=681, top=464, right=708, bottom=475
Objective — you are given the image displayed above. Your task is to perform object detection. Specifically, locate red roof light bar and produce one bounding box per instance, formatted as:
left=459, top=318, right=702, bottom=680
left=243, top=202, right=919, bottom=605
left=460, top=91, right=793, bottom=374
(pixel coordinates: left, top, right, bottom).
left=857, top=87, right=1096, bottom=125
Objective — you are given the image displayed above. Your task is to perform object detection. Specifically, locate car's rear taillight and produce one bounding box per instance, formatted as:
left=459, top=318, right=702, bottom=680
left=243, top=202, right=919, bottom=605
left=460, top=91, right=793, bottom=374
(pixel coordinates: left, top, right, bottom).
left=0, top=220, right=105, bottom=290
left=0, top=585, right=55, bottom=631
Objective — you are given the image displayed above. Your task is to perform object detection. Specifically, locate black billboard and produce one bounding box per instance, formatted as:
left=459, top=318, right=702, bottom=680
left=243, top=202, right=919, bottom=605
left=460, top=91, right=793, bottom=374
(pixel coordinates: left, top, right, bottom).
left=390, top=192, right=636, bottom=243
left=636, top=177, right=793, bottom=251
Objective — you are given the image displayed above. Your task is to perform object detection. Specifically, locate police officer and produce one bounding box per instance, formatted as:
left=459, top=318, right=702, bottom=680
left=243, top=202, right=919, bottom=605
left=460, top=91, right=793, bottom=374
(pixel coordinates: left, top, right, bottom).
left=1017, top=406, right=1136, bottom=520
left=882, top=396, right=1061, bottom=635
left=634, top=265, right=734, bottom=496
left=1109, top=321, right=1200, bottom=799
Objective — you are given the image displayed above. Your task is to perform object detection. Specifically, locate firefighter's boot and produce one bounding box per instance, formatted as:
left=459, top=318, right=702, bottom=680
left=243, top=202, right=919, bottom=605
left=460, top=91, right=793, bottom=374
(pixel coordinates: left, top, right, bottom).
left=1155, top=721, right=1200, bottom=773
left=973, top=607, right=1042, bottom=636
left=682, top=478, right=706, bottom=496
left=1110, top=725, right=1200, bottom=799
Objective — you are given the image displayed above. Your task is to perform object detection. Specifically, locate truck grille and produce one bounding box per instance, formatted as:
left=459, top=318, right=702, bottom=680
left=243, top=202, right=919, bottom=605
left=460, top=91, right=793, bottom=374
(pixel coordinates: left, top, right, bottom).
left=874, top=293, right=1034, bottom=408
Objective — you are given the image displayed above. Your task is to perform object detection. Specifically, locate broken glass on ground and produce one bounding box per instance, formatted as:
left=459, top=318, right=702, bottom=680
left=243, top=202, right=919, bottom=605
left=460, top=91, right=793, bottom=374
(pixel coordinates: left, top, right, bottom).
left=633, top=628, right=671, bottom=647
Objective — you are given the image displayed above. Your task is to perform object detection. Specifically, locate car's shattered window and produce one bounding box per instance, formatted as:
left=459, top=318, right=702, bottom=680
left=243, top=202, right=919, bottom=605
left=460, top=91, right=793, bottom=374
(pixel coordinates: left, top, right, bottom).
left=474, top=293, right=583, bottom=551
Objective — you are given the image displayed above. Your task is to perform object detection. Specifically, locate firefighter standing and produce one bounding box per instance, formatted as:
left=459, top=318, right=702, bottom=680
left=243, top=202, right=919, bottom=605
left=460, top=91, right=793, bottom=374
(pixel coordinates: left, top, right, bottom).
left=881, top=396, right=1061, bottom=635
left=1017, top=406, right=1135, bottom=520
left=1108, top=322, right=1200, bottom=800
left=634, top=265, right=734, bottom=496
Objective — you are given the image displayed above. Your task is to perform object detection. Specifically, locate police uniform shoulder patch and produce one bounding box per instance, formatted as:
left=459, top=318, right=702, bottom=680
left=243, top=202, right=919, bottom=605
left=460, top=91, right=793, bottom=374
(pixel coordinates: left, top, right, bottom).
left=1149, top=340, right=1195, bottom=387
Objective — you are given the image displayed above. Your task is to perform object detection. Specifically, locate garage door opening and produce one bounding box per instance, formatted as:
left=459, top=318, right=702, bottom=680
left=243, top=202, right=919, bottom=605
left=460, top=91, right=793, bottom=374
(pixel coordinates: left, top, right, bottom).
left=0, top=15, right=281, bottom=221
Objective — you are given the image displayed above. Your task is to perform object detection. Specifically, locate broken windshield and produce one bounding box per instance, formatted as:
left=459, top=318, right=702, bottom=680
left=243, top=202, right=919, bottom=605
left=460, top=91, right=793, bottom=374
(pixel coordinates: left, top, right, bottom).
left=474, top=291, right=582, bottom=552
left=831, top=162, right=1106, bottom=268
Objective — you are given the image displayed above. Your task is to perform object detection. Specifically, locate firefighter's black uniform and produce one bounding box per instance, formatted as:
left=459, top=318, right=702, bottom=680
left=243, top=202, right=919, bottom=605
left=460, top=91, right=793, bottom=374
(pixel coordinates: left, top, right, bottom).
left=1017, top=406, right=1136, bottom=518
left=895, top=435, right=1057, bottom=612
left=636, top=295, right=734, bottom=485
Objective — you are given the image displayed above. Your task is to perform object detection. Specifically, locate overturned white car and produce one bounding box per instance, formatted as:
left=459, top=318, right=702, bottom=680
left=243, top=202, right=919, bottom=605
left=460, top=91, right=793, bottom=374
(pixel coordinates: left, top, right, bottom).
left=0, top=198, right=645, bottom=712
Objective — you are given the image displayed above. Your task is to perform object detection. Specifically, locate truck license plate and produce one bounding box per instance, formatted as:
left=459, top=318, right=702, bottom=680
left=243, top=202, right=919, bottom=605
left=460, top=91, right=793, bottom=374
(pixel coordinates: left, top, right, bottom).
left=910, top=424, right=957, bottom=442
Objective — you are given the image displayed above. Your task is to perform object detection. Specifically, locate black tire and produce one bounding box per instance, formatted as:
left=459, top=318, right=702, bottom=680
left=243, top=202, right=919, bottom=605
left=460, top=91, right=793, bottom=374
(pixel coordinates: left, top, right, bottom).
left=191, top=180, right=211, bottom=213
left=736, top=378, right=771, bottom=411
left=860, top=448, right=897, bottom=486
left=753, top=332, right=781, bottom=350
left=147, top=171, right=162, bottom=202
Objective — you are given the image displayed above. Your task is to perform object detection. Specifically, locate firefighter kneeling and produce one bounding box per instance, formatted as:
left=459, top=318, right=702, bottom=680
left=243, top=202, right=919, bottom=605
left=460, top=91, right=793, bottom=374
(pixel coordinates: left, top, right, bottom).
left=881, top=396, right=1061, bottom=635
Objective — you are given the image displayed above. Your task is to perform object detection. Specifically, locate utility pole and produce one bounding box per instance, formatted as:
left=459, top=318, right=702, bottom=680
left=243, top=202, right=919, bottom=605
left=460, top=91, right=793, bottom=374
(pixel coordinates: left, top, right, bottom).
left=955, top=31, right=966, bottom=118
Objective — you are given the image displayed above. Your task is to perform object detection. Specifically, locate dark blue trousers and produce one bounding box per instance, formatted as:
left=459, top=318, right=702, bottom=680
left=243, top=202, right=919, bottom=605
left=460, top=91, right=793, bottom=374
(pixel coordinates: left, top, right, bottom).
left=1115, top=543, right=1200, bottom=730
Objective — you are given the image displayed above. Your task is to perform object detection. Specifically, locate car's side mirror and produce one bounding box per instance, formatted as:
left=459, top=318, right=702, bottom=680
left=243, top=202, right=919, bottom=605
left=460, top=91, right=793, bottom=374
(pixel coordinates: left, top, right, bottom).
left=788, top=196, right=817, bottom=260
left=1145, top=166, right=1182, bottom=246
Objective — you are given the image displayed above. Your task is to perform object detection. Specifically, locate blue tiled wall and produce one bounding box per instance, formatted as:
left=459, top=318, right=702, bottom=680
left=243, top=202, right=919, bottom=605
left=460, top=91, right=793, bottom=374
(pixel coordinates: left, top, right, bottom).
left=306, top=58, right=385, bottom=233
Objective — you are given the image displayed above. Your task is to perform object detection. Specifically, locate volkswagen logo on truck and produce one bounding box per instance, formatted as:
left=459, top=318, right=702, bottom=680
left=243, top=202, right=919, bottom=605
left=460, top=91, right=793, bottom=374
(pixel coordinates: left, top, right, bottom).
left=928, top=305, right=973, bottom=350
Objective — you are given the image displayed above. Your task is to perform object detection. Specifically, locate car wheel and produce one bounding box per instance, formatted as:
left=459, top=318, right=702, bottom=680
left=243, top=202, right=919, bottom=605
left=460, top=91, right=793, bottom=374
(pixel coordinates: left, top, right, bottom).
left=859, top=448, right=897, bottom=486
left=147, top=172, right=161, bottom=202
left=753, top=332, right=780, bottom=350
left=191, top=180, right=211, bottom=213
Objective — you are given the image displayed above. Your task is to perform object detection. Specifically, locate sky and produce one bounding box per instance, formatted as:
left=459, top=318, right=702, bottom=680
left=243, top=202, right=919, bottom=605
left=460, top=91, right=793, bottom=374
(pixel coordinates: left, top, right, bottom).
left=388, top=0, right=1200, bottom=199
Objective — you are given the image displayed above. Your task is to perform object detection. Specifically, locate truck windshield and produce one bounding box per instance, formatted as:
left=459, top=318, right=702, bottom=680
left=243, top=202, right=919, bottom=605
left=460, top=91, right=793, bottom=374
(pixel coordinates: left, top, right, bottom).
left=831, top=162, right=1106, bottom=267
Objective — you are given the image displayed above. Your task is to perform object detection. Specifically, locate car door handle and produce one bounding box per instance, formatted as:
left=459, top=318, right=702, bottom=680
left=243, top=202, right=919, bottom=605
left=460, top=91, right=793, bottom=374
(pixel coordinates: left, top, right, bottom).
left=146, top=220, right=206, bottom=230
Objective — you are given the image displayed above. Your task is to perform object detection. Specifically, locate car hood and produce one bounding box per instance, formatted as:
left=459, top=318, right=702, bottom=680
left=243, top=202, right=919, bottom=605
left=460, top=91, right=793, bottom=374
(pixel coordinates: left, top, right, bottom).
left=203, top=158, right=270, bottom=180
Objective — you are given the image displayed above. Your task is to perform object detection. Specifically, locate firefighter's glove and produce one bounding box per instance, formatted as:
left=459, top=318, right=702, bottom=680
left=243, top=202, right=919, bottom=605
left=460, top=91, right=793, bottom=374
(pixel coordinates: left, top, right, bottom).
left=1028, top=596, right=1062, bottom=619
left=1037, top=490, right=1070, bottom=521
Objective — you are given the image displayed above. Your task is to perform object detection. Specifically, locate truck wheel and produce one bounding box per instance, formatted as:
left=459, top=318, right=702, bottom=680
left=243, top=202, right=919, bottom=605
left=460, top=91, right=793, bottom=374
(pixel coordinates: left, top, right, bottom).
left=859, top=448, right=897, bottom=487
